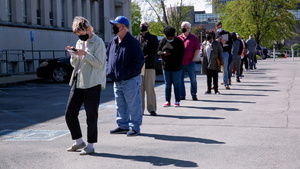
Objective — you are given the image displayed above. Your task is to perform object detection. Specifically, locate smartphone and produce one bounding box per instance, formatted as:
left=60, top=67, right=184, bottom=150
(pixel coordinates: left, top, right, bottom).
left=67, top=47, right=77, bottom=53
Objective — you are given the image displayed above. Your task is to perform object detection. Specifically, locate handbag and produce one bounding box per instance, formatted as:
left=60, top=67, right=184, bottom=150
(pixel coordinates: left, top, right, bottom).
left=216, top=57, right=222, bottom=68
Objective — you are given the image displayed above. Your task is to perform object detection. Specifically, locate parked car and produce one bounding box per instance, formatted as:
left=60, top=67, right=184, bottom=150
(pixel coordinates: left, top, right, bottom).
left=262, top=47, right=271, bottom=58
left=37, top=56, right=73, bottom=82
left=269, top=52, right=282, bottom=57
left=256, top=45, right=266, bottom=59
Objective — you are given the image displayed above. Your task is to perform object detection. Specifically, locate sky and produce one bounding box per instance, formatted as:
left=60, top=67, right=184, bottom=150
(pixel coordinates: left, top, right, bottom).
left=138, top=0, right=212, bottom=21
left=165, top=0, right=212, bottom=12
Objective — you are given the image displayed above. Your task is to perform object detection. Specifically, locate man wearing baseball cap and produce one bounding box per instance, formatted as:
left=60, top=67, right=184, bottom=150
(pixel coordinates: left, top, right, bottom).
left=106, top=16, right=144, bottom=136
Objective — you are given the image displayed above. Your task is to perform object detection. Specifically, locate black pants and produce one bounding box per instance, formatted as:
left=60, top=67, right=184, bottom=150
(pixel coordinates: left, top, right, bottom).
left=240, top=55, right=248, bottom=75
left=65, top=80, right=102, bottom=143
left=207, top=69, right=219, bottom=93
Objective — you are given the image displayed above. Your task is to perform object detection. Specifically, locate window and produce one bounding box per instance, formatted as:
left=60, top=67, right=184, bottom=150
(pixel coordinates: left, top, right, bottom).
left=90, top=0, right=95, bottom=25
left=37, top=0, right=41, bottom=25
left=82, top=0, right=87, bottom=18
left=21, top=0, right=27, bottom=23
left=195, top=13, right=220, bottom=23
left=50, top=0, right=54, bottom=26
left=61, top=0, right=66, bottom=27
left=5, top=0, right=12, bottom=22
left=72, top=0, right=77, bottom=18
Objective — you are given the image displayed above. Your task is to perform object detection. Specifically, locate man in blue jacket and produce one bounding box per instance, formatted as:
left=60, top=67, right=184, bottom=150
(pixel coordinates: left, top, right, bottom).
left=106, top=16, right=144, bottom=136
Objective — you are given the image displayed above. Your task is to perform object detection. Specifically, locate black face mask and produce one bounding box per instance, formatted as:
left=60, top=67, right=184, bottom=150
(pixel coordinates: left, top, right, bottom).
left=78, top=33, right=89, bottom=41
left=181, top=28, right=187, bottom=33
left=113, top=25, right=120, bottom=34
left=140, top=25, right=148, bottom=32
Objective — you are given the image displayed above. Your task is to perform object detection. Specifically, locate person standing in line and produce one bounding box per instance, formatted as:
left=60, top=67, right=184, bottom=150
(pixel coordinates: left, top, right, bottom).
left=237, top=34, right=248, bottom=77
left=178, top=21, right=200, bottom=101
left=215, top=21, right=233, bottom=89
left=202, top=30, right=223, bottom=95
left=157, top=26, right=185, bottom=107
left=107, top=16, right=144, bottom=136
left=65, top=16, right=106, bottom=155
left=229, top=32, right=243, bottom=83
left=136, top=22, right=158, bottom=116
left=246, top=35, right=257, bottom=70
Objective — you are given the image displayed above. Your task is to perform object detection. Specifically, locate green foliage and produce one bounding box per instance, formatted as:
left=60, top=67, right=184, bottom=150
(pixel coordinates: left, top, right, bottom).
left=168, top=6, right=193, bottom=35
left=216, top=0, right=300, bottom=46
left=148, top=21, right=165, bottom=36
left=141, top=0, right=194, bottom=35
left=291, top=43, right=300, bottom=50
left=131, top=1, right=142, bottom=36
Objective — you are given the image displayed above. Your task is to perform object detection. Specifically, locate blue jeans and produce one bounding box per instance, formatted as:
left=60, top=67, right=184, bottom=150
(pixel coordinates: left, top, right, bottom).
left=180, top=62, right=197, bottom=98
left=222, top=52, right=230, bottom=86
left=163, top=69, right=182, bottom=102
left=114, top=75, right=142, bottom=132
left=228, top=53, right=233, bottom=79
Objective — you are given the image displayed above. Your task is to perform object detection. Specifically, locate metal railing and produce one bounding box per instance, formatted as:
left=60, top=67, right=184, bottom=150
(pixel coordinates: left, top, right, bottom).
left=0, top=49, right=68, bottom=76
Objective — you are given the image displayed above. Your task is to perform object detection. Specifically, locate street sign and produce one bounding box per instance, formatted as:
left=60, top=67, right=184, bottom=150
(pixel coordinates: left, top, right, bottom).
left=30, top=31, right=34, bottom=42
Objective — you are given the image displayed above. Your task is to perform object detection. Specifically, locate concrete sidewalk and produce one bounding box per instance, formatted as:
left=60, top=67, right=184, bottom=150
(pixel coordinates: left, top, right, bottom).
left=0, top=57, right=300, bottom=169
left=0, top=73, right=39, bottom=87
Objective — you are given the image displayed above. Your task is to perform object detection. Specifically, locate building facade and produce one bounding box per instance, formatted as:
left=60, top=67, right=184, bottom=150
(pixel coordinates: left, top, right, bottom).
left=0, top=0, right=131, bottom=74
left=0, top=0, right=131, bottom=50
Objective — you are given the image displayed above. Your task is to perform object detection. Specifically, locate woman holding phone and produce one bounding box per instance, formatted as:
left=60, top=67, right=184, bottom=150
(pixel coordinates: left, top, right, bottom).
left=64, top=16, right=106, bottom=155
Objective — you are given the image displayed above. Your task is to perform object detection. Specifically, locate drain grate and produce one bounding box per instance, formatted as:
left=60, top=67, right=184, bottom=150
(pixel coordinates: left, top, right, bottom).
left=0, top=130, right=70, bottom=141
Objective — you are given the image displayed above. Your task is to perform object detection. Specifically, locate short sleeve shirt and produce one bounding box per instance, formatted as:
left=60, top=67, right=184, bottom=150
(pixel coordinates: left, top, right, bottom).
left=178, top=33, right=200, bottom=65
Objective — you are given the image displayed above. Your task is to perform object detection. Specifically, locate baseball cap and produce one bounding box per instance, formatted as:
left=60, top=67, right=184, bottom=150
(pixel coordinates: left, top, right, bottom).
left=109, top=16, right=129, bottom=26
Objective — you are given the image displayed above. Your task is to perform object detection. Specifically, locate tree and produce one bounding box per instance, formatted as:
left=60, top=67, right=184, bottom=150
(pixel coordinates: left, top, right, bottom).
left=148, top=21, right=165, bottom=36
left=131, top=1, right=142, bottom=36
left=214, top=0, right=300, bottom=46
left=192, top=24, right=206, bottom=43
left=143, top=0, right=193, bottom=34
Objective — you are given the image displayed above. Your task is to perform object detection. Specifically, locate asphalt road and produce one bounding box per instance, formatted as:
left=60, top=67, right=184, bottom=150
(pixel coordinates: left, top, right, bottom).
left=0, top=58, right=300, bottom=169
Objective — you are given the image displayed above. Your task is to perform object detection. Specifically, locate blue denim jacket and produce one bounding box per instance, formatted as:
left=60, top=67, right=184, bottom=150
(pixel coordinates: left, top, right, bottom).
left=106, top=32, right=144, bottom=82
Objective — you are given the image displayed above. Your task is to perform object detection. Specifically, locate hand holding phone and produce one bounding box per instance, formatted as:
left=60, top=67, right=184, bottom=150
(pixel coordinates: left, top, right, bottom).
left=67, top=47, right=78, bottom=53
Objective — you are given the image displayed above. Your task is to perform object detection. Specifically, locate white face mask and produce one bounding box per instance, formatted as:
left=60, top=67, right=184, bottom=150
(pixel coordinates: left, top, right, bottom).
left=217, top=28, right=223, bottom=32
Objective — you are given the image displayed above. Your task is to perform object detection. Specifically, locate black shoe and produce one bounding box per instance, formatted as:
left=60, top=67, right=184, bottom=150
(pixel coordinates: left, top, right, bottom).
left=110, top=127, right=129, bottom=134
left=150, top=111, right=157, bottom=116
left=192, top=97, right=198, bottom=101
left=204, top=91, right=211, bottom=95
left=126, top=129, right=140, bottom=137
left=236, top=78, right=241, bottom=82
left=180, top=97, right=186, bottom=100
left=215, top=91, right=221, bottom=95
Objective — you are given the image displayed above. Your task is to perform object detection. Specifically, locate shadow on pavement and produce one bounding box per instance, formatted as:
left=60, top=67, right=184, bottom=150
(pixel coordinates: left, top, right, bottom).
left=230, top=88, right=280, bottom=92
left=140, top=133, right=226, bottom=144
left=156, top=114, right=225, bottom=120
left=236, top=84, right=273, bottom=87
left=92, top=153, right=199, bottom=167
left=199, top=99, right=255, bottom=104
left=219, top=93, right=268, bottom=97
left=180, top=106, right=240, bottom=111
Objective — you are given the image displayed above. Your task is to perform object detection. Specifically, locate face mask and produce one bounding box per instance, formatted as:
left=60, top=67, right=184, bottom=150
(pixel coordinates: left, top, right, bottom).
left=167, top=39, right=174, bottom=43
left=181, top=28, right=187, bottom=33
left=78, top=33, right=89, bottom=41
left=140, top=25, right=148, bottom=32
left=113, top=25, right=120, bottom=34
